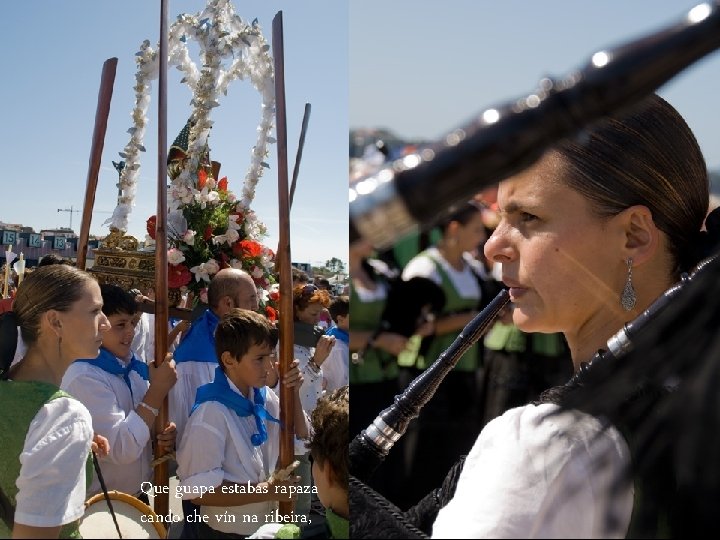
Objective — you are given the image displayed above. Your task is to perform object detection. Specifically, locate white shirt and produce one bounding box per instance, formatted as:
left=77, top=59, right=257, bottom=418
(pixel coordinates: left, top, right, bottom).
left=14, top=397, right=93, bottom=528
left=322, top=338, right=349, bottom=392
left=131, top=312, right=154, bottom=364
left=61, top=358, right=152, bottom=496
left=170, top=360, right=217, bottom=444
left=176, top=380, right=308, bottom=534
left=402, top=246, right=484, bottom=300
left=432, top=404, right=633, bottom=539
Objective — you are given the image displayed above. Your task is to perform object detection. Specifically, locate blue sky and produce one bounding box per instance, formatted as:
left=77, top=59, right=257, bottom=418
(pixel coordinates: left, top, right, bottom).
left=0, top=0, right=348, bottom=270
left=350, top=0, right=720, bottom=171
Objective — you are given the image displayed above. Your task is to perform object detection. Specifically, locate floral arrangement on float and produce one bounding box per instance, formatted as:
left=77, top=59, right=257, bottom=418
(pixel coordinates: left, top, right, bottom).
left=104, top=0, right=280, bottom=316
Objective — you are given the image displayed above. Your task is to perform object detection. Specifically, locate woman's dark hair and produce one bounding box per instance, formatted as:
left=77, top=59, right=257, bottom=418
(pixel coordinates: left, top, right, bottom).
left=437, top=200, right=484, bottom=233
left=0, top=265, right=95, bottom=377
left=554, top=94, right=711, bottom=274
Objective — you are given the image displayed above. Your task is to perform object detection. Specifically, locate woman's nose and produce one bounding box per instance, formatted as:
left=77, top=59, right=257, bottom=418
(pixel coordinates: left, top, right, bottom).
left=484, top=223, right=516, bottom=264
left=99, top=313, right=111, bottom=332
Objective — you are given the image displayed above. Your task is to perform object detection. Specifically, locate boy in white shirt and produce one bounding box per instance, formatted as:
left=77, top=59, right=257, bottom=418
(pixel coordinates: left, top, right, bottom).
left=177, top=308, right=310, bottom=538
left=322, top=296, right=349, bottom=393
left=61, top=284, right=177, bottom=500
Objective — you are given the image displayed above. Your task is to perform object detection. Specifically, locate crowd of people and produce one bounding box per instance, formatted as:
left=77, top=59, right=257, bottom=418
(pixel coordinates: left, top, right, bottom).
left=0, top=254, right=350, bottom=539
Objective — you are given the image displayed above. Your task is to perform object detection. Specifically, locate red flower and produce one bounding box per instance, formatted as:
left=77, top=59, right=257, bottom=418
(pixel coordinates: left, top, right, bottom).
left=218, top=251, right=230, bottom=269
left=265, top=306, right=277, bottom=322
left=203, top=225, right=214, bottom=241
left=239, top=239, right=263, bottom=258
left=198, top=169, right=208, bottom=190
left=218, top=176, right=228, bottom=191
left=168, top=263, right=192, bottom=288
left=146, top=215, right=157, bottom=240
left=269, top=291, right=280, bottom=302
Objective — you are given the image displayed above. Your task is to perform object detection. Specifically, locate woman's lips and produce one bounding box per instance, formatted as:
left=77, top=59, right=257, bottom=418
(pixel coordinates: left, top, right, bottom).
left=509, top=287, right=527, bottom=298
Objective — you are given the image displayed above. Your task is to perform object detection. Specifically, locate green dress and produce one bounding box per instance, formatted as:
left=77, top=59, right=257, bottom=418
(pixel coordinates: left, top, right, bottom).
left=0, top=381, right=91, bottom=539
left=348, top=283, right=398, bottom=384
left=400, top=251, right=481, bottom=372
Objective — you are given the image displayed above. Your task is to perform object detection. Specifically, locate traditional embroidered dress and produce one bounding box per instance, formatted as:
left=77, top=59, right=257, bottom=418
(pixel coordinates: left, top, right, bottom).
left=0, top=381, right=93, bottom=538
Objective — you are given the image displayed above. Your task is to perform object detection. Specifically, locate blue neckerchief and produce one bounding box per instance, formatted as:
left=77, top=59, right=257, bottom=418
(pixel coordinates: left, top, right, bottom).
left=326, top=326, right=349, bottom=345
left=76, top=347, right=149, bottom=400
left=191, top=366, right=280, bottom=446
left=173, top=309, right=219, bottom=363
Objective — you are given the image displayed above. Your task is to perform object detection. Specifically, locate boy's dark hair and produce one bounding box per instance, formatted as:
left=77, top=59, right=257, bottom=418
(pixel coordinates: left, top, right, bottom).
left=308, top=385, right=349, bottom=487
left=328, top=296, right=349, bottom=323
left=214, top=308, right=277, bottom=371
left=100, top=283, right=138, bottom=317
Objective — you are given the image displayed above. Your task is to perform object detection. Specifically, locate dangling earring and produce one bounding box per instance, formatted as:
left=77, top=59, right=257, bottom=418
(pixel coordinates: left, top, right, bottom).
left=57, top=335, right=63, bottom=359
left=621, top=258, right=637, bottom=311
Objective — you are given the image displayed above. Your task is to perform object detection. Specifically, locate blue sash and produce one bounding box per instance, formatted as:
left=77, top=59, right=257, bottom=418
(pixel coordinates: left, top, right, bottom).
left=191, top=366, right=280, bottom=446
left=326, top=326, right=349, bottom=345
left=76, top=347, right=149, bottom=400
left=173, top=309, right=219, bottom=363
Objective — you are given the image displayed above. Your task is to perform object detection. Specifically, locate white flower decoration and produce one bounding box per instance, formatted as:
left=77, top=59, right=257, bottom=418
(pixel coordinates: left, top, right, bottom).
left=168, top=248, right=186, bottom=265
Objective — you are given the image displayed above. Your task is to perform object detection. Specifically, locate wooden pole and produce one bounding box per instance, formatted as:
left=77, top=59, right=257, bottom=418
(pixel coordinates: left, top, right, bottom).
left=272, top=11, right=295, bottom=518
left=274, top=103, right=312, bottom=275
left=288, top=103, right=311, bottom=210
left=77, top=58, right=118, bottom=271
left=152, top=0, right=170, bottom=518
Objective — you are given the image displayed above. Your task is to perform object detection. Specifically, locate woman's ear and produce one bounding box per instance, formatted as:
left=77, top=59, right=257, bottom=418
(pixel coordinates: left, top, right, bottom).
left=617, top=205, right=660, bottom=265
left=44, top=310, right=63, bottom=338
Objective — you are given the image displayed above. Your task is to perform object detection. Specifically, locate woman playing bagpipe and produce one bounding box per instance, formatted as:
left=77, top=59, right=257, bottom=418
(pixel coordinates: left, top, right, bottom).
left=350, top=94, right=720, bottom=538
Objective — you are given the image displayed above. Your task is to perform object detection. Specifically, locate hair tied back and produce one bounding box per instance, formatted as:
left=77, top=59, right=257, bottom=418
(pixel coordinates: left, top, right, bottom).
left=0, top=311, right=20, bottom=380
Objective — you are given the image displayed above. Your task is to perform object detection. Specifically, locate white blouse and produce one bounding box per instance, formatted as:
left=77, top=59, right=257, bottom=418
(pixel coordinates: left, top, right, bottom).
left=432, top=403, right=633, bottom=539
left=14, top=397, right=93, bottom=528
left=402, top=246, right=484, bottom=300
left=293, top=343, right=324, bottom=416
